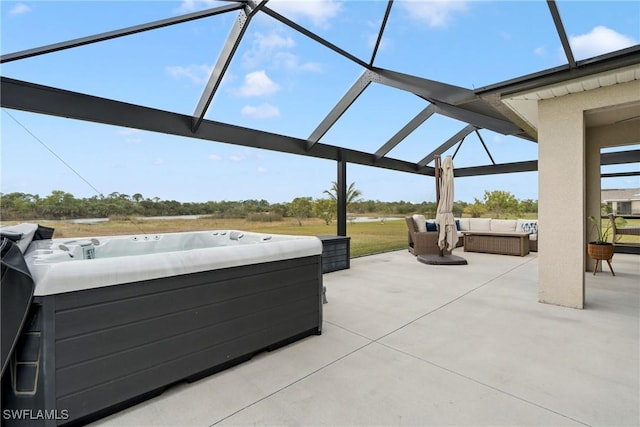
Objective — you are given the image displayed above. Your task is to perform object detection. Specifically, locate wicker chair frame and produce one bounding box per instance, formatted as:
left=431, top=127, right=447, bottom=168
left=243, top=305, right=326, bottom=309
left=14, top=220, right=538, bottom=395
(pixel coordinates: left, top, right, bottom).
left=405, top=217, right=450, bottom=256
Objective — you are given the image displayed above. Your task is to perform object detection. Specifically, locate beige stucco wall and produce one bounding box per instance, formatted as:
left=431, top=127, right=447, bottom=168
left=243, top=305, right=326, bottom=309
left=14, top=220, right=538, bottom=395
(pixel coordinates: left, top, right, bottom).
left=537, top=80, right=639, bottom=309
left=538, top=98, right=586, bottom=308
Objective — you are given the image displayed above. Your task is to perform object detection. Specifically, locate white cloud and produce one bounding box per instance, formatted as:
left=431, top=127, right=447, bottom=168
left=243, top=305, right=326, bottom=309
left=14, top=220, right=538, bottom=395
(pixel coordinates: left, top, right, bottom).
left=229, top=154, right=244, bottom=162
left=208, top=154, right=221, bottom=161
left=243, top=31, right=321, bottom=72
left=399, top=0, right=468, bottom=29
left=257, top=166, right=268, bottom=174
left=269, top=0, right=343, bottom=28
left=570, top=26, right=637, bottom=59
left=9, top=3, right=31, bottom=15
left=117, top=128, right=140, bottom=136
left=236, top=70, right=280, bottom=97
left=273, top=52, right=322, bottom=72
left=153, top=159, right=164, bottom=165
left=174, top=0, right=220, bottom=14
left=534, top=46, right=546, bottom=56
left=166, top=64, right=213, bottom=85
left=177, top=0, right=342, bottom=28
left=118, top=128, right=142, bottom=144
left=243, top=31, right=296, bottom=68
left=254, top=32, right=296, bottom=51
left=241, top=103, right=281, bottom=119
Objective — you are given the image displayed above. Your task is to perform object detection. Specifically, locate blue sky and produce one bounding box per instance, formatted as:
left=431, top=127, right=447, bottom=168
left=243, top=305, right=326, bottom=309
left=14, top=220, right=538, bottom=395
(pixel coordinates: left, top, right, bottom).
left=1, top=0, right=639, bottom=204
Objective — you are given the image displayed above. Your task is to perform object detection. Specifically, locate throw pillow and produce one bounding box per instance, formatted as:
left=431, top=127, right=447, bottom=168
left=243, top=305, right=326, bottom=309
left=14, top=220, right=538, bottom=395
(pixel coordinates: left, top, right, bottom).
left=426, top=221, right=438, bottom=232
left=520, top=222, right=538, bottom=234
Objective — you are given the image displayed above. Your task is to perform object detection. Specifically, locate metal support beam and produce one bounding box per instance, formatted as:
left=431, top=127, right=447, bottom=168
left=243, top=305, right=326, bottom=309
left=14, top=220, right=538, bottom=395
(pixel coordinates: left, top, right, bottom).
left=418, top=124, right=476, bottom=167
left=455, top=161, right=538, bottom=177
left=1, top=3, right=243, bottom=64
left=475, top=129, right=496, bottom=165
left=373, top=68, right=522, bottom=135
left=307, top=71, right=373, bottom=150
left=1, top=77, right=431, bottom=176
left=337, top=152, right=347, bottom=237
left=369, top=0, right=394, bottom=66
left=4, top=78, right=637, bottom=183
left=431, top=100, right=520, bottom=136
left=601, top=149, right=640, bottom=165
left=547, top=0, right=576, bottom=69
left=261, top=6, right=369, bottom=69
left=374, top=67, right=474, bottom=104
left=447, top=151, right=638, bottom=177
left=192, top=0, right=267, bottom=132
left=601, top=171, right=640, bottom=178
left=374, top=104, right=435, bottom=160
left=450, top=137, right=465, bottom=160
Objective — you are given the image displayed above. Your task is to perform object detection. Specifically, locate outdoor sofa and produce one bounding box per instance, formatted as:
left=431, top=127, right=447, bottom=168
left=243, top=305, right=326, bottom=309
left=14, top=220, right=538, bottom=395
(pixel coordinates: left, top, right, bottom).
left=608, top=213, right=640, bottom=241
left=406, top=215, right=538, bottom=257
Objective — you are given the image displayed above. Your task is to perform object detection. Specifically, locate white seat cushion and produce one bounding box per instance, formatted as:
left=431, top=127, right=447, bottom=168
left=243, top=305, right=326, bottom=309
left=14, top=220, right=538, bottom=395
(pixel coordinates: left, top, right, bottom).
left=469, top=218, right=492, bottom=231
left=490, top=219, right=517, bottom=233
left=457, top=218, right=470, bottom=231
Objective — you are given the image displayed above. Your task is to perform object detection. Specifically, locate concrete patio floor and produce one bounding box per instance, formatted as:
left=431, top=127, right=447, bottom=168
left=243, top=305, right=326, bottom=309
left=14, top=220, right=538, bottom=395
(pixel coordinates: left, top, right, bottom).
left=93, top=250, right=639, bottom=427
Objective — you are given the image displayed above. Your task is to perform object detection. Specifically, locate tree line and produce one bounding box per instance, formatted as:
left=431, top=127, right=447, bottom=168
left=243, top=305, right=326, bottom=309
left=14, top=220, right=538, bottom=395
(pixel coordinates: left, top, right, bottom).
left=0, top=189, right=537, bottom=222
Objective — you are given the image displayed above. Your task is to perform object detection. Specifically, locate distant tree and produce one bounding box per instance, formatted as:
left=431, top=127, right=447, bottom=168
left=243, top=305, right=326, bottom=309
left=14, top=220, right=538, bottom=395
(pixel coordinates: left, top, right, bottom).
left=395, top=201, right=414, bottom=215
left=289, top=197, right=313, bottom=226
left=356, top=200, right=377, bottom=213
left=0, top=192, right=37, bottom=219
left=323, top=182, right=362, bottom=211
left=42, top=190, right=79, bottom=219
left=483, top=190, right=518, bottom=218
left=377, top=203, right=392, bottom=223
left=518, top=199, right=538, bottom=214
left=463, top=198, right=487, bottom=218
left=452, top=200, right=468, bottom=217
left=314, top=198, right=336, bottom=225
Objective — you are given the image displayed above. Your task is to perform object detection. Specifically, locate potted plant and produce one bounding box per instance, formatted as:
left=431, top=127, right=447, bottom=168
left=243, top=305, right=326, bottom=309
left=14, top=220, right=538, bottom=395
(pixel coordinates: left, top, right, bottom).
left=587, top=214, right=615, bottom=264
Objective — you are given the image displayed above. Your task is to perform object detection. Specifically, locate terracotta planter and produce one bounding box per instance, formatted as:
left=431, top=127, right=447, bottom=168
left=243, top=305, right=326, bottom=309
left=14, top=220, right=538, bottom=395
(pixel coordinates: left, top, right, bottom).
left=587, top=242, right=615, bottom=260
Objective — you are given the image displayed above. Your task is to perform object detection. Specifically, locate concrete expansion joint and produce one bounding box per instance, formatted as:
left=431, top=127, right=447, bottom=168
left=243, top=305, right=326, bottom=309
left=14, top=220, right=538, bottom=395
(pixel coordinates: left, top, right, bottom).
left=375, top=255, right=539, bottom=343
left=378, top=340, right=590, bottom=427
left=210, top=337, right=375, bottom=426
left=212, top=255, right=567, bottom=427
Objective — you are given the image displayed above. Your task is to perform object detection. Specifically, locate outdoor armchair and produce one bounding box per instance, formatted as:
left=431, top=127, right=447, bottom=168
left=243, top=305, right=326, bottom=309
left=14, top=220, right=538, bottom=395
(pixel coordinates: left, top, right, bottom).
left=405, top=216, right=450, bottom=256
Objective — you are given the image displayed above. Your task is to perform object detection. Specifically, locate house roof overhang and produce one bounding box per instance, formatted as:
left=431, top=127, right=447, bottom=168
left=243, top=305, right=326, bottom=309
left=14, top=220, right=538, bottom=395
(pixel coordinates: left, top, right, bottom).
left=475, top=45, right=640, bottom=140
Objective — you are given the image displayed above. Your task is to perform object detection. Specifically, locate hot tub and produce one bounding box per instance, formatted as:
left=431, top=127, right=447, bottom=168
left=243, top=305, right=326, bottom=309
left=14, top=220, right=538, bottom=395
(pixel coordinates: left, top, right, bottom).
left=2, top=227, right=323, bottom=426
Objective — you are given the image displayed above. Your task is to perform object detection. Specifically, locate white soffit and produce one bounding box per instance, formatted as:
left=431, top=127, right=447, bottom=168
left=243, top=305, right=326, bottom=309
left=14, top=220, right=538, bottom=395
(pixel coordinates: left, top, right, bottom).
left=502, top=64, right=640, bottom=131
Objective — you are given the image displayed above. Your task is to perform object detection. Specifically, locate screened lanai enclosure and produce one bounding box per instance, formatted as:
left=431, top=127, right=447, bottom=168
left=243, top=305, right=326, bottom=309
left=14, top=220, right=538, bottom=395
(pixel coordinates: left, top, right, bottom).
left=2, top=0, right=639, bottom=235
left=1, top=1, right=639, bottom=425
